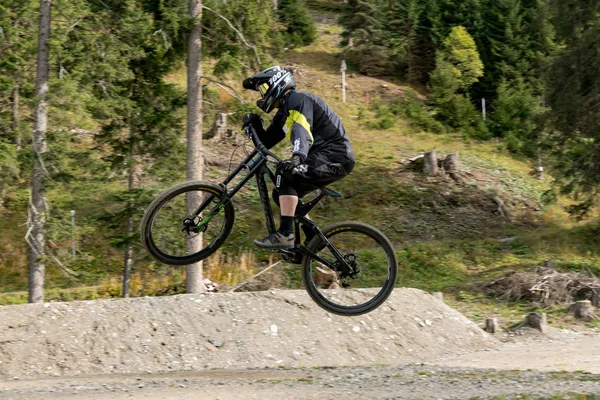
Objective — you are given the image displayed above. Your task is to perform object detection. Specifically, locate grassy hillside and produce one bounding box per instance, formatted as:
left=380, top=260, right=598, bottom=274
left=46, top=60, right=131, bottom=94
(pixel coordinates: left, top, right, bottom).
left=1, top=7, right=599, bottom=333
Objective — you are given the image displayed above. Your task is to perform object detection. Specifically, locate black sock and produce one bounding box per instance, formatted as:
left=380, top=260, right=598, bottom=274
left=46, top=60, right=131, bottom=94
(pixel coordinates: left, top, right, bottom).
left=279, top=216, right=294, bottom=236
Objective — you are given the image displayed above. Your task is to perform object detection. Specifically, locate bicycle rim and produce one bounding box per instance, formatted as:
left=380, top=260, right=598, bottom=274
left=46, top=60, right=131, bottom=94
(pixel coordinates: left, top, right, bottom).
left=302, top=222, right=398, bottom=316
left=142, top=182, right=233, bottom=265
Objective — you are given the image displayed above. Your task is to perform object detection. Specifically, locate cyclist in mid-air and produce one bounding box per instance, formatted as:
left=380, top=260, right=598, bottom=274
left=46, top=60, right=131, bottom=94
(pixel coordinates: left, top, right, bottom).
left=242, top=66, right=355, bottom=249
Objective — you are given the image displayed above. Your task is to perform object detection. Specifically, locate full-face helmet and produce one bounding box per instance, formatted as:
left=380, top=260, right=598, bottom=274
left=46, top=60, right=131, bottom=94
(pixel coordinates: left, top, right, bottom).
left=243, top=66, right=296, bottom=113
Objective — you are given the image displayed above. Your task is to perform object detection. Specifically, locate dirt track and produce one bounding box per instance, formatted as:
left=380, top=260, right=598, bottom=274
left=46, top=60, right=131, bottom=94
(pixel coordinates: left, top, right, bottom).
left=0, top=289, right=494, bottom=379
left=1, top=289, right=599, bottom=399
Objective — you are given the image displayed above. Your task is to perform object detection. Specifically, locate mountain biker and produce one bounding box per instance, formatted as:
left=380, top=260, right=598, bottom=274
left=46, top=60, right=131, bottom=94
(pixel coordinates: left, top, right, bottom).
left=242, top=66, right=355, bottom=249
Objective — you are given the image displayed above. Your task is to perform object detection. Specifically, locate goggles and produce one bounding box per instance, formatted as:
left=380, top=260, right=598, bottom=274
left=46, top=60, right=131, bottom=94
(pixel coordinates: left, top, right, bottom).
left=258, top=83, right=269, bottom=97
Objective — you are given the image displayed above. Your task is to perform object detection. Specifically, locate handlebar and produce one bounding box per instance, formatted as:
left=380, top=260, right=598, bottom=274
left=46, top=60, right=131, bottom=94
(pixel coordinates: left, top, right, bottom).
left=244, top=124, right=282, bottom=163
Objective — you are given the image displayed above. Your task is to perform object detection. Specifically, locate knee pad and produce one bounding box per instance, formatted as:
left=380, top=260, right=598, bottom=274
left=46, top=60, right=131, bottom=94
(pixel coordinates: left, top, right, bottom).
left=275, top=172, right=299, bottom=196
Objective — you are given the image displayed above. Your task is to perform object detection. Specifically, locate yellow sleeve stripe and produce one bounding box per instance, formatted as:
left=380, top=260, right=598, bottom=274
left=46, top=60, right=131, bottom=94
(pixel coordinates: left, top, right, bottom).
left=283, top=110, right=313, bottom=142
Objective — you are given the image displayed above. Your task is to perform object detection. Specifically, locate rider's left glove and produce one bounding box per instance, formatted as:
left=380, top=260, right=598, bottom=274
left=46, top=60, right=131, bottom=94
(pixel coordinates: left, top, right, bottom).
left=279, top=155, right=303, bottom=174
left=242, top=113, right=263, bottom=128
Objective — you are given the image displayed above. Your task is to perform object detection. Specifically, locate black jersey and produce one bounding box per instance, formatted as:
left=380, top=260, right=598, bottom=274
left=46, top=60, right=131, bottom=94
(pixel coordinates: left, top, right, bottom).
left=261, top=91, right=354, bottom=163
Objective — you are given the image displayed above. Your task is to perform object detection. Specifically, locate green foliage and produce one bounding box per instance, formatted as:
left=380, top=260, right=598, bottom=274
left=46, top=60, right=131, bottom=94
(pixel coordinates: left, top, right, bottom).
left=489, top=80, right=544, bottom=154
left=544, top=0, right=600, bottom=216
left=204, top=0, right=283, bottom=73
left=441, top=26, right=484, bottom=89
left=279, top=0, right=317, bottom=47
left=427, top=27, right=487, bottom=137
left=339, top=0, right=394, bottom=75
left=389, top=96, right=446, bottom=134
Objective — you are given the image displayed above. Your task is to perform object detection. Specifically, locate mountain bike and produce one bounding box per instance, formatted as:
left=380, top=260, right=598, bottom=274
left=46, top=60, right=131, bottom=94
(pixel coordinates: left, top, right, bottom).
left=140, top=124, right=398, bottom=316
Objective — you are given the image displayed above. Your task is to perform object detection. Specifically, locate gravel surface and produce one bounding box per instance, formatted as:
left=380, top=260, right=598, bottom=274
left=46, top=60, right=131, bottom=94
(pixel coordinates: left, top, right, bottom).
left=1, top=289, right=599, bottom=399
left=1, top=364, right=599, bottom=399
left=0, top=289, right=494, bottom=379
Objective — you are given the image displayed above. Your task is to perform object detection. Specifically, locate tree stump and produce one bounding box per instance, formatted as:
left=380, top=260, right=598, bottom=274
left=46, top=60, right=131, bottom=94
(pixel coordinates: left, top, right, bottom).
left=492, top=195, right=511, bottom=221
left=206, top=113, right=229, bottom=141
left=569, top=300, right=596, bottom=319
left=423, top=151, right=439, bottom=176
left=444, top=153, right=460, bottom=174
left=525, top=312, right=547, bottom=332
left=592, top=291, right=600, bottom=308
left=485, top=318, right=499, bottom=334
left=443, top=153, right=462, bottom=183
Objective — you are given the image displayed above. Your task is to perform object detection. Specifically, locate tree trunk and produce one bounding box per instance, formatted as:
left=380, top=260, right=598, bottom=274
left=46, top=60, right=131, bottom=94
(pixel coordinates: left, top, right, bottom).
left=122, top=129, right=140, bottom=298
left=12, top=84, right=21, bottom=150
left=423, top=150, right=438, bottom=176
left=186, top=0, right=205, bottom=294
left=29, top=0, right=51, bottom=304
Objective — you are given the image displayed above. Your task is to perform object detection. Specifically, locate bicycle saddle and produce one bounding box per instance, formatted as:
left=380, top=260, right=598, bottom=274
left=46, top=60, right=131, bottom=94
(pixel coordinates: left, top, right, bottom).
left=319, top=186, right=343, bottom=198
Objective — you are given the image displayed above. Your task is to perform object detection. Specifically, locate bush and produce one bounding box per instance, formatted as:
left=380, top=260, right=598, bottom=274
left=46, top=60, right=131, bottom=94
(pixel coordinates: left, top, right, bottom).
left=389, top=97, right=446, bottom=134
left=278, top=0, right=317, bottom=47
left=342, top=45, right=395, bottom=76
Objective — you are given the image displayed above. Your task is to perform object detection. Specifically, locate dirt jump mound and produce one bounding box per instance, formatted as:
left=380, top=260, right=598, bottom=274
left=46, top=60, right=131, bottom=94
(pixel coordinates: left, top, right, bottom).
left=0, top=288, right=496, bottom=379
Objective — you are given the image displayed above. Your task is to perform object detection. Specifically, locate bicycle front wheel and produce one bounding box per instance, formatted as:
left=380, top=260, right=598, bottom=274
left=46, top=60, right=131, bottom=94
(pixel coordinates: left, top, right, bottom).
left=302, top=221, right=398, bottom=316
left=141, top=181, right=235, bottom=266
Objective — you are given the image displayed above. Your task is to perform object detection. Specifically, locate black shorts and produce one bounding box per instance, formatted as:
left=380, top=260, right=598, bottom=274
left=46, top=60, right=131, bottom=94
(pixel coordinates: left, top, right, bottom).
left=274, top=147, right=355, bottom=198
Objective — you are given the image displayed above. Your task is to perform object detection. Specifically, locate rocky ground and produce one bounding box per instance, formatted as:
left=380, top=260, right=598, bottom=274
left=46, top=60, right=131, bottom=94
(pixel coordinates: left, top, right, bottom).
left=1, top=363, right=599, bottom=399
left=1, top=289, right=599, bottom=399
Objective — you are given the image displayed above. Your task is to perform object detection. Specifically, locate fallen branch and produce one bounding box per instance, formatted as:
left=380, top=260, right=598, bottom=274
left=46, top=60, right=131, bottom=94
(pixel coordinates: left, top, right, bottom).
left=228, top=261, right=282, bottom=292
left=201, top=76, right=247, bottom=103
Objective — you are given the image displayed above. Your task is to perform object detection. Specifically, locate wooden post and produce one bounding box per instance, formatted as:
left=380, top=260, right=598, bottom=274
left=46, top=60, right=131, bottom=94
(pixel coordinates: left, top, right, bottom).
left=365, top=92, right=370, bottom=106
left=482, top=98, right=486, bottom=121
left=485, top=318, right=499, bottom=333
left=569, top=300, right=596, bottom=319
left=341, top=60, right=347, bottom=103
left=423, top=151, right=439, bottom=176
left=535, top=149, right=544, bottom=180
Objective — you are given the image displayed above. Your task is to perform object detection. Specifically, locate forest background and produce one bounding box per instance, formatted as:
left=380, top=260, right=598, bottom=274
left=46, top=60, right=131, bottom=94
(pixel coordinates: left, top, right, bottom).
left=1, top=0, right=599, bottom=326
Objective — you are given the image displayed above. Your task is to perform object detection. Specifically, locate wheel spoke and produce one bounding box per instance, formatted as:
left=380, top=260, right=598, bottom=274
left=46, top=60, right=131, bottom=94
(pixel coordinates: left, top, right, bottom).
left=302, top=222, right=397, bottom=316
left=141, top=182, right=234, bottom=265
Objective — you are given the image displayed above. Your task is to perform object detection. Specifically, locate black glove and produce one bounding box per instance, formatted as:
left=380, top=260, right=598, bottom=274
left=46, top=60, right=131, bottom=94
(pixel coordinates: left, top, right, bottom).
left=279, top=155, right=303, bottom=174
left=242, top=113, right=262, bottom=128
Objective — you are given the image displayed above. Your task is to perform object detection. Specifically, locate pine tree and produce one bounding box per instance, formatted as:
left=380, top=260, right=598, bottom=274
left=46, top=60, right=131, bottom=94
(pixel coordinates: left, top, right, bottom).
left=387, top=0, right=424, bottom=83
left=544, top=0, right=600, bottom=214
left=339, top=0, right=393, bottom=75
left=278, top=0, right=317, bottom=47
left=428, top=26, right=487, bottom=137
left=0, top=0, right=37, bottom=151
left=54, top=0, right=188, bottom=295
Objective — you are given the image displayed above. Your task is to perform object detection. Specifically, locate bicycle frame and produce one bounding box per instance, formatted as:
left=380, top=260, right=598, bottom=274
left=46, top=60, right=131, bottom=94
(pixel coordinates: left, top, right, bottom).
left=191, top=125, right=354, bottom=273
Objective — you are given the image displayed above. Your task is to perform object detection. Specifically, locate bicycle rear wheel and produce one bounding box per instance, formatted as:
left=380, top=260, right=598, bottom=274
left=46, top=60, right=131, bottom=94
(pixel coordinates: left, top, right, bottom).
left=302, top=221, right=398, bottom=316
left=141, top=181, right=235, bottom=266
